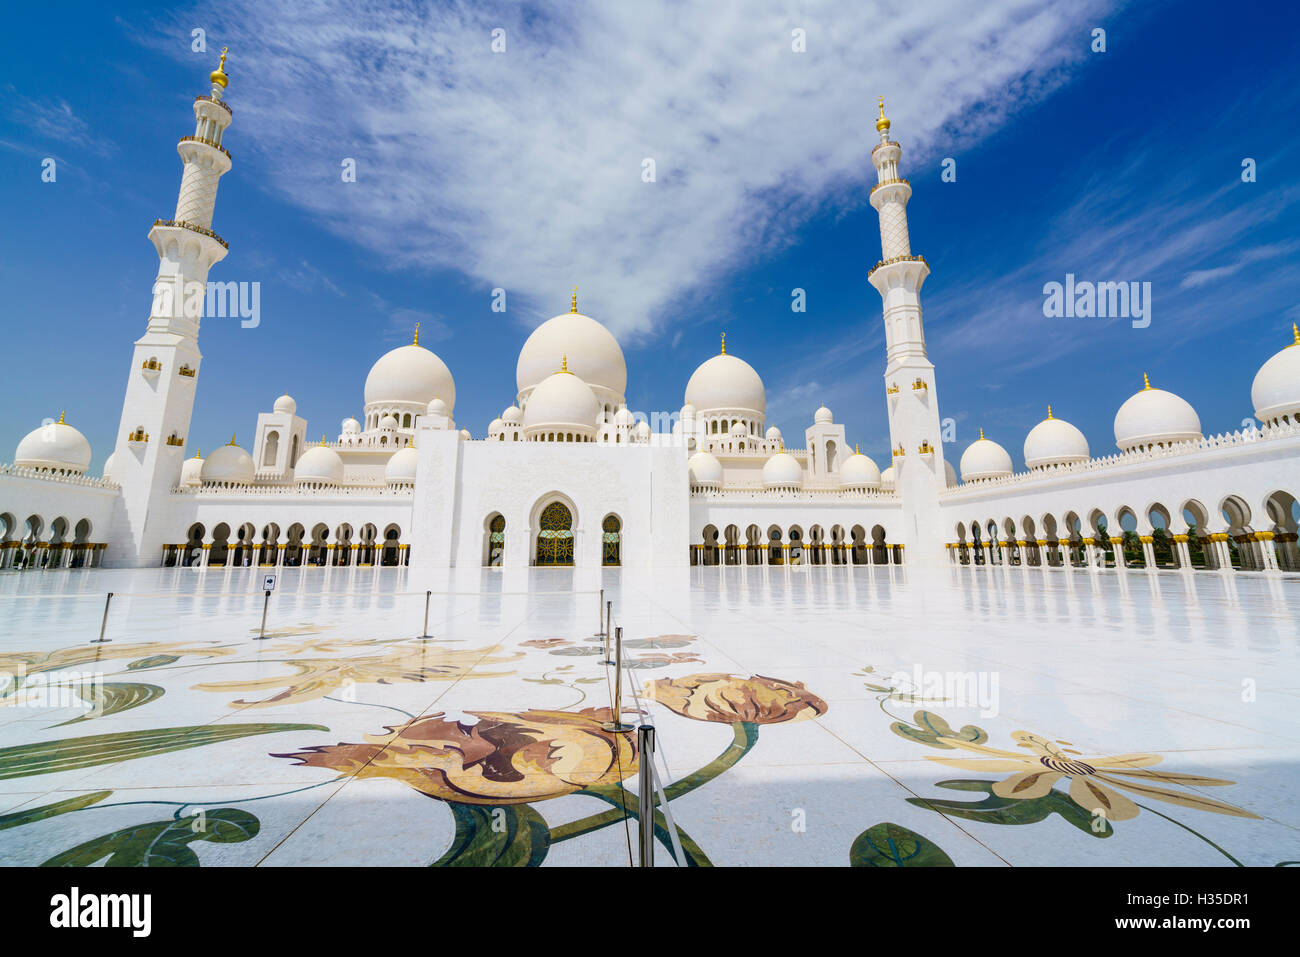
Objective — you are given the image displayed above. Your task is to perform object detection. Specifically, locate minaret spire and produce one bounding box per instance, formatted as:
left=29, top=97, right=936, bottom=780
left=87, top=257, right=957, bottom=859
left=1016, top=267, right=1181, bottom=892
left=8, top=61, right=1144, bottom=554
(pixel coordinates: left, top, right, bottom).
left=106, top=57, right=236, bottom=566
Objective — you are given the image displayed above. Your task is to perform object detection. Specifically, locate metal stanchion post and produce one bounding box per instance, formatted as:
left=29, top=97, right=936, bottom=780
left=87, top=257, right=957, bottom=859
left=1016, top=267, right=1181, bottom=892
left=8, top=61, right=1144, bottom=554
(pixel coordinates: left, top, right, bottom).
left=591, top=587, right=604, bottom=638
left=600, top=600, right=614, bottom=665
left=602, top=626, right=634, bottom=733
left=91, top=592, right=113, bottom=643
left=418, top=590, right=434, bottom=640
left=255, top=589, right=271, bottom=640
left=638, top=724, right=656, bottom=867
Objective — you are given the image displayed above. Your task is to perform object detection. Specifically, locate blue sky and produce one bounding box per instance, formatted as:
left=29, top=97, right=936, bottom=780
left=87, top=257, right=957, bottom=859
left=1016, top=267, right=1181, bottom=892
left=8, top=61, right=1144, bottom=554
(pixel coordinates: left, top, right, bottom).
left=2, top=0, right=1297, bottom=473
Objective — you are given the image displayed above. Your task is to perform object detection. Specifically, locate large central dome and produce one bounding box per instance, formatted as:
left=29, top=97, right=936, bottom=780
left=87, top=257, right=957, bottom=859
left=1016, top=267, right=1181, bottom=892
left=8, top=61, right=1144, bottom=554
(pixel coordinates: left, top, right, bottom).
left=516, top=310, right=627, bottom=403
left=685, top=353, right=766, bottom=414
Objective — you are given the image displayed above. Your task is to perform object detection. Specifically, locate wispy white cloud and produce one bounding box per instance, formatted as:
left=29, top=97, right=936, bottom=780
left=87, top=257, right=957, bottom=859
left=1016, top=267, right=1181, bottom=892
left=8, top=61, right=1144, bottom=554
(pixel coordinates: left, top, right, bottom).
left=153, top=0, right=1112, bottom=341
left=0, top=86, right=116, bottom=158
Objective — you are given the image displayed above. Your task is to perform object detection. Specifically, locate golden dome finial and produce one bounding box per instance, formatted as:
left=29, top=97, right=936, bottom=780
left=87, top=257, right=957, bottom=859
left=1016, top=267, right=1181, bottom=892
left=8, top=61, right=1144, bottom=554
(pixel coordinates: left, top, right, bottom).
left=855, top=443, right=860, bottom=454
left=210, top=47, right=229, bottom=89
left=1047, top=405, right=1053, bottom=419
left=570, top=285, right=578, bottom=314
left=58, top=410, right=66, bottom=424
left=195, top=448, right=201, bottom=458
left=413, top=321, right=420, bottom=346
left=561, top=354, right=569, bottom=374
left=320, top=434, right=326, bottom=445
left=979, top=427, right=984, bottom=440
left=1142, top=372, right=1152, bottom=390
left=720, top=331, right=726, bottom=355
left=1291, top=322, right=1299, bottom=347
left=875, top=95, right=891, bottom=134
left=228, top=433, right=237, bottom=446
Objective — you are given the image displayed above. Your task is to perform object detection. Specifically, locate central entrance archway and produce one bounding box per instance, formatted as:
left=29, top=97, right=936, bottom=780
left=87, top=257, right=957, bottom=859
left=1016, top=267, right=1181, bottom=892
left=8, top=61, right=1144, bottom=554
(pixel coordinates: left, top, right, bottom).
left=535, top=501, right=575, bottom=565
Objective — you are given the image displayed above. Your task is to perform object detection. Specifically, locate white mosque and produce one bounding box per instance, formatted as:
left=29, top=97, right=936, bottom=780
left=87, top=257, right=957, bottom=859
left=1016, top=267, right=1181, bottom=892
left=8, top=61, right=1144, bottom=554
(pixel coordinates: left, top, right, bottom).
left=2, top=58, right=1299, bottom=575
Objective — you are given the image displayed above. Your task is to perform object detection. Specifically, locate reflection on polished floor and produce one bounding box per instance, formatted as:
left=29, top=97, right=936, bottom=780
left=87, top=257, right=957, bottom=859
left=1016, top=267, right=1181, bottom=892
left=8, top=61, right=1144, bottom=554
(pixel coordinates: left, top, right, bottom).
left=0, top=562, right=1297, bottom=866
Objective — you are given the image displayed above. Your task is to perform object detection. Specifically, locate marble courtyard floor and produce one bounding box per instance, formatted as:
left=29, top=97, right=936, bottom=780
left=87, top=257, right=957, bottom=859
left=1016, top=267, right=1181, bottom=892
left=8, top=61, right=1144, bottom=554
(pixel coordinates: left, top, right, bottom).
left=0, top=561, right=1296, bottom=867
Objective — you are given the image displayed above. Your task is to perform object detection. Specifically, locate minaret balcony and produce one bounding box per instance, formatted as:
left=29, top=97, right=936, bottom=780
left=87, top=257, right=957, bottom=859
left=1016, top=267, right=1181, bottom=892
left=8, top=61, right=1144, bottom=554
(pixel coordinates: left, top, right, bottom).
left=141, top=357, right=162, bottom=379
left=194, top=94, right=233, bottom=116
left=165, top=433, right=185, bottom=447
left=869, top=177, right=910, bottom=197
left=152, top=219, right=229, bottom=250
left=178, top=364, right=197, bottom=378
left=918, top=441, right=934, bottom=455
left=127, top=428, right=150, bottom=446
left=886, top=383, right=900, bottom=395
left=871, top=139, right=900, bottom=158
left=868, top=254, right=927, bottom=278
left=911, top=378, right=928, bottom=391
left=178, top=134, right=231, bottom=160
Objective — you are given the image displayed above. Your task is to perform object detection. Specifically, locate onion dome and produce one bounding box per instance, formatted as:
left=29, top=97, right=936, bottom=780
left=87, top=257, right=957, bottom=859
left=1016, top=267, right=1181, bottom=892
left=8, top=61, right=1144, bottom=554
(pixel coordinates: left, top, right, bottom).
left=1114, top=374, right=1201, bottom=451
left=688, top=451, right=723, bottom=488
left=1024, top=407, right=1090, bottom=469
left=102, top=452, right=117, bottom=483
left=180, top=449, right=204, bottom=487
left=459, top=429, right=471, bottom=440
left=685, top=334, right=766, bottom=414
left=273, top=393, right=297, bottom=414
left=1251, top=324, right=1300, bottom=426
left=522, top=359, right=602, bottom=440
left=762, top=451, right=803, bottom=489
left=364, top=334, right=456, bottom=413
left=488, top=417, right=505, bottom=437
left=200, top=436, right=254, bottom=485
left=427, top=397, right=449, bottom=416
left=731, top=420, right=749, bottom=438
left=944, top=459, right=957, bottom=488
left=613, top=405, right=636, bottom=428
left=379, top=414, right=398, bottom=430
left=341, top=417, right=361, bottom=435
left=814, top=404, right=833, bottom=425
left=680, top=403, right=696, bottom=419
left=14, top=412, right=92, bottom=474
left=501, top=404, right=523, bottom=424
left=880, top=465, right=895, bottom=491
left=385, top=446, right=419, bottom=485
left=633, top=420, right=651, bottom=442
left=516, top=296, right=627, bottom=404
left=764, top=425, right=782, bottom=442
left=959, top=428, right=1014, bottom=482
left=294, top=444, right=344, bottom=486
left=840, top=446, right=882, bottom=490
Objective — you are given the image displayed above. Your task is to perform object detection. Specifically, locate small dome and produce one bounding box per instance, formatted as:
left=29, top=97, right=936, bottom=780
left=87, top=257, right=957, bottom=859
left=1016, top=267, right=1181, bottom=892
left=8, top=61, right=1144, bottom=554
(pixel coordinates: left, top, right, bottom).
left=102, top=452, right=117, bottom=483
left=523, top=369, right=601, bottom=438
left=488, top=417, right=505, bottom=435
left=365, top=343, right=456, bottom=413
left=516, top=311, right=627, bottom=401
left=1024, top=409, right=1090, bottom=469
left=459, top=429, right=471, bottom=440
left=880, top=465, right=895, bottom=491
left=501, top=404, right=523, bottom=424
left=688, top=451, right=723, bottom=488
left=1251, top=326, right=1300, bottom=425
left=273, top=393, right=297, bottom=414
left=379, top=414, right=398, bottom=430
left=15, top=415, right=92, bottom=474
left=200, top=441, right=254, bottom=485
left=685, top=350, right=766, bottom=415
left=1114, top=375, right=1201, bottom=451
left=341, top=417, right=361, bottom=435
left=959, top=432, right=1014, bottom=482
left=427, top=397, right=449, bottom=416
left=680, top=403, right=696, bottom=418
left=840, top=451, right=882, bottom=489
left=179, top=451, right=203, bottom=487
left=613, top=405, right=636, bottom=427
left=385, top=446, right=419, bottom=484
left=294, top=445, right=344, bottom=485
left=944, top=459, right=957, bottom=488
left=814, top=405, right=833, bottom=425
left=634, top=420, right=651, bottom=441
left=764, top=425, right=781, bottom=442
left=762, top=451, right=803, bottom=489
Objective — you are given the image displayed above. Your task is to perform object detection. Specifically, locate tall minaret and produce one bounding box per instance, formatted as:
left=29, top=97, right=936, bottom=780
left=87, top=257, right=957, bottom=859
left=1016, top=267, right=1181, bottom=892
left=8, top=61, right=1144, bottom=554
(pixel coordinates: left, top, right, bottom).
left=105, top=50, right=235, bottom=566
left=866, top=98, right=948, bottom=563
